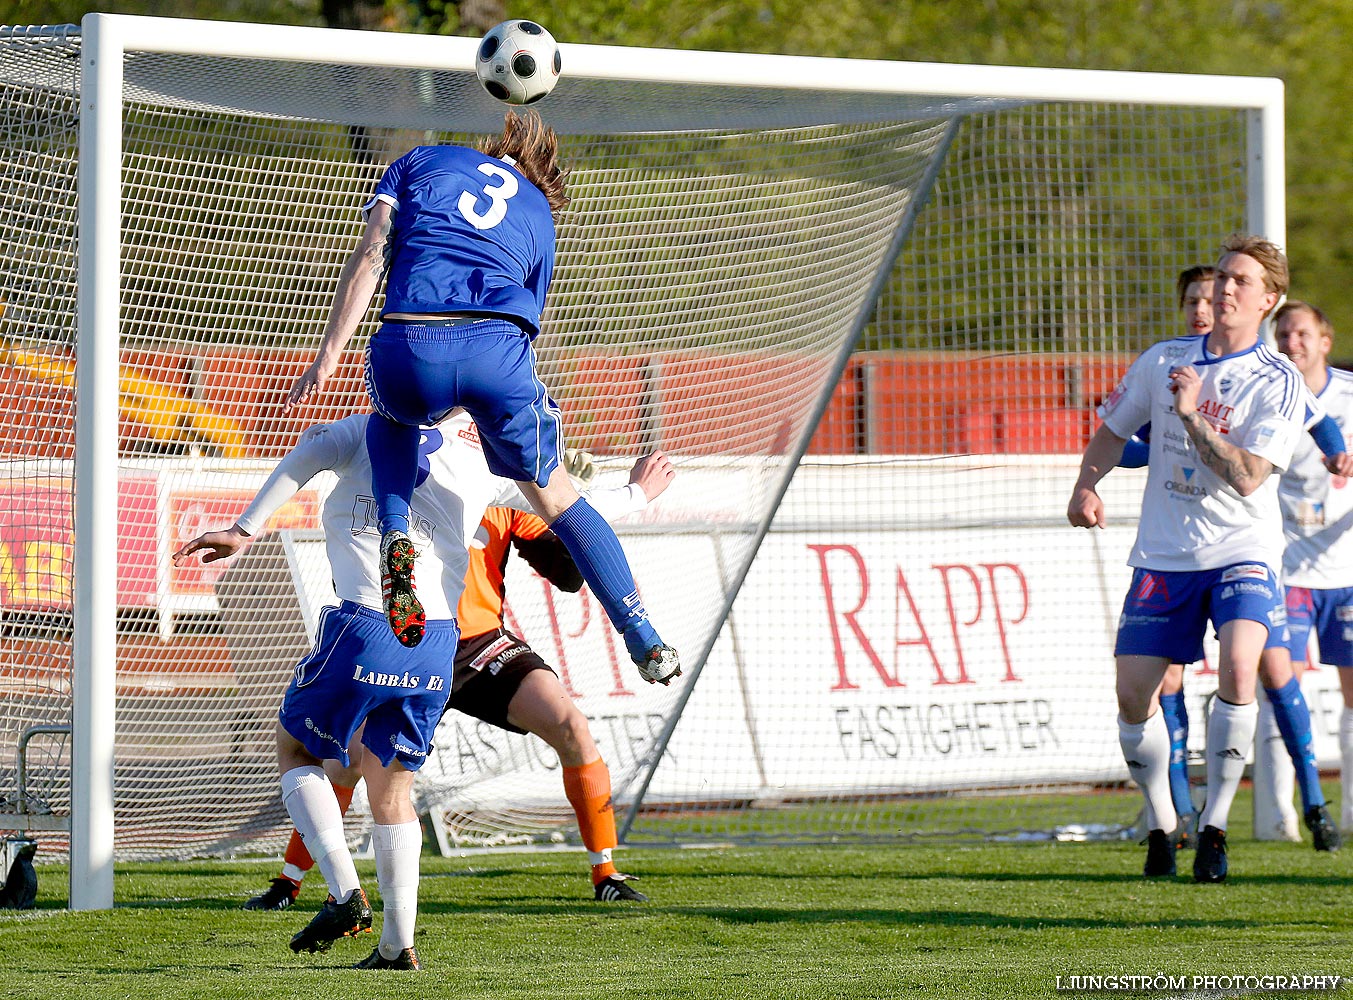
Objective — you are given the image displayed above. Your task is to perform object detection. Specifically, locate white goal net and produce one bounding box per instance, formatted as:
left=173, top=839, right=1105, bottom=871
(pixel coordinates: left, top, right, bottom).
left=0, top=17, right=1276, bottom=879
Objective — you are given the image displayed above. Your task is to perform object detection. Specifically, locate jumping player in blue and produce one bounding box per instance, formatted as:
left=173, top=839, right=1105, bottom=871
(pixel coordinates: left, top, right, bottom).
left=284, top=111, right=679, bottom=688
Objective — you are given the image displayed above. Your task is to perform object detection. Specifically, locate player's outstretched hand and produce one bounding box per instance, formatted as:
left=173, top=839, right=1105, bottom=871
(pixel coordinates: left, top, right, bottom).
left=1325, top=452, right=1353, bottom=478
left=1067, top=486, right=1105, bottom=529
left=172, top=525, right=251, bottom=566
left=630, top=450, right=675, bottom=501
left=284, top=358, right=335, bottom=414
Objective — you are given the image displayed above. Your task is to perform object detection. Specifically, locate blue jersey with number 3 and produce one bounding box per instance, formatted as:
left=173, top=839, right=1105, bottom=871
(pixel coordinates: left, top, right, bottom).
left=368, top=145, right=555, bottom=335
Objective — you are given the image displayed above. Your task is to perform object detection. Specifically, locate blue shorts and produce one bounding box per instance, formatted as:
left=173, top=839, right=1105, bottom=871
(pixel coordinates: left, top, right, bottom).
left=1284, top=584, right=1353, bottom=667
left=365, top=319, right=563, bottom=487
left=1114, top=563, right=1286, bottom=663
left=278, top=601, right=459, bottom=770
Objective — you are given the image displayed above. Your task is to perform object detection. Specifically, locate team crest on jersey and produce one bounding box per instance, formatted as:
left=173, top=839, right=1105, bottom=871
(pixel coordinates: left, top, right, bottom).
left=1102, top=381, right=1126, bottom=412
left=1218, top=376, right=1234, bottom=395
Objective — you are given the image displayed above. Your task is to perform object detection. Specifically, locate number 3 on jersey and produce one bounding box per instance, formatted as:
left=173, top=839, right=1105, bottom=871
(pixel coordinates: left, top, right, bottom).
left=457, top=162, right=518, bottom=230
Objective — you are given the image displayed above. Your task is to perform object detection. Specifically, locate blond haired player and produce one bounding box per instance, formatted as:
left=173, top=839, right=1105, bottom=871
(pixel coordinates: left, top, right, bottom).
left=1069, top=235, right=1307, bottom=883
left=1119, top=269, right=1344, bottom=852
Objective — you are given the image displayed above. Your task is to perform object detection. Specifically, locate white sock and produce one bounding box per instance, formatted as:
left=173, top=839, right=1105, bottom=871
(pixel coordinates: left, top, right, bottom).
left=587, top=847, right=613, bottom=867
left=1252, top=691, right=1299, bottom=840
left=374, top=820, right=422, bottom=959
left=280, top=766, right=361, bottom=902
left=1340, top=707, right=1353, bottom=831
left=1118, top=712, right=1177, bottom=833
left=1198, top=698, right=1259, bottom=832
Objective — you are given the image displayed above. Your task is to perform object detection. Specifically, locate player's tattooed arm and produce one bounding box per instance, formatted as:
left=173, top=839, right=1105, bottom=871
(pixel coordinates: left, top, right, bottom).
left=1177, top=410, right=1273, bottom=494
left=1170, top=364, right=1273, bottom=494
left=365, top=213, right=392, bottom=280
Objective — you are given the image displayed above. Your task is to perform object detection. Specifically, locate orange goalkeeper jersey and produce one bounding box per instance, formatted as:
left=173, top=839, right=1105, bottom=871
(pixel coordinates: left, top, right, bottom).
left=457, top=507, right=583, bottom=640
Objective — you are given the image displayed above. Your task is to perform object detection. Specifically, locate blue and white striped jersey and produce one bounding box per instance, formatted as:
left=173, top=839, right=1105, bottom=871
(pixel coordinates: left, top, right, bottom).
left=1099, top=334, right=1305, bottom=572
left=1281, top=366, right=1353, bottom=588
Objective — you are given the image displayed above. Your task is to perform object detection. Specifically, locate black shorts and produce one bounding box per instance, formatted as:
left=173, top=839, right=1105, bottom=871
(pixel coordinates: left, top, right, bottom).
left=447, top=629, right=554, bottom=735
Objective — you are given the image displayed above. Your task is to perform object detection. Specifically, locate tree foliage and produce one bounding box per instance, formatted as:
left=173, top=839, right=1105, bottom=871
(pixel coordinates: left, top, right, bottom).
left=9, top=0, right=1352, bottom=353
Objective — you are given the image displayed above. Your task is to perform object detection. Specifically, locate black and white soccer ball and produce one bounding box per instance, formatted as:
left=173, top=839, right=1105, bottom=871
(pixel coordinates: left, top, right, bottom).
left=475, top=20, right=561, bottom=106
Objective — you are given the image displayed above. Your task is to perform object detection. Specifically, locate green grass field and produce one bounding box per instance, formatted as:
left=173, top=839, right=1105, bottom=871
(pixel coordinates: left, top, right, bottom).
left=3, top=817, right=1351, bottom=1000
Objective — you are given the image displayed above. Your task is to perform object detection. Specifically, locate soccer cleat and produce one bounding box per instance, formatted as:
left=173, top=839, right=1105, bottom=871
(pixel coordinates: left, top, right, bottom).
left=1193, top=825, right=1228, bottom=883
left=380, top=531, right=424, bottom=648
left=243, top=876, right=301, bottom=911
left=1305, top=805, right=1341, bottom=852
left=288, top=887, right=373, bottom=953
left=635, top=645, right=681, bottom=686
left=594, top=873, right=648, bottom=902
left=1172, top=812, right=1198, bottom=851
left=354, top=946, right=421, bottom=971
left=1142, top=829, right=1176, bottom=877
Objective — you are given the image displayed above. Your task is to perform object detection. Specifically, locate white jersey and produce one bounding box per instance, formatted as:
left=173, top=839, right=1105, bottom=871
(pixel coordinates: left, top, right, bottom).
left=235, top=412, right=646, bottom=620
left=1099, top=335, right=1304, bottom=572
left=1281, top=367, right=1353, bottom=588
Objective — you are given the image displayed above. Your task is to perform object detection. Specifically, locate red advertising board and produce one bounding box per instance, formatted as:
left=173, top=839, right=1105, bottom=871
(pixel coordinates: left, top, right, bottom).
left=0, top=479, right=75, bottom=609
left=166, top=489, right=319, bottom=597
left=0, top=476, right=318, bottom=608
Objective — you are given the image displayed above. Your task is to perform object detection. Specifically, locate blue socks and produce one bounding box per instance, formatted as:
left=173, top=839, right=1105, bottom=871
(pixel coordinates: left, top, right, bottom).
left=1265, top=677, right=1325, bottom=811
left=1159, top=690, right=1194, bottom=819
left=549, top=498, right=660, bottom=662
left=366, top=414, right=418, bottom=537
left=364, top=415, right=663, bottom=665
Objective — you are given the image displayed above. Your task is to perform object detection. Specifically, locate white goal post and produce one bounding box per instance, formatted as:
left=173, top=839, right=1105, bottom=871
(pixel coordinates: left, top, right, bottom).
left=0, top=13, right=1283, bottom=910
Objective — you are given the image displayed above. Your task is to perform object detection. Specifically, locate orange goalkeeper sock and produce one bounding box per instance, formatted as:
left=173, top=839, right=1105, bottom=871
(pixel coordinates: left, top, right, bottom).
left=280, top=781, right=356, bottom=882
left=563, top=758, right=619, bottom=884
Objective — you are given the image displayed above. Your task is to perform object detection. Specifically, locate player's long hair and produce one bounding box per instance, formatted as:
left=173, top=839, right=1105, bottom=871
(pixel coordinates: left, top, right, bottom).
left=479, top=110, right=570, bottom=217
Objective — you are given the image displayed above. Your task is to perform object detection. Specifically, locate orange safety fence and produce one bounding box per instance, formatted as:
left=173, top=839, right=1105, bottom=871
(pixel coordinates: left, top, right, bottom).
left=0, top=342, right=1133, bottom=460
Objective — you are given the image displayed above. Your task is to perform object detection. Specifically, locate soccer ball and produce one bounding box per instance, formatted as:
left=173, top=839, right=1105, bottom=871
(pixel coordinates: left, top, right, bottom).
left=475, top=20, right=561, bottom=106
